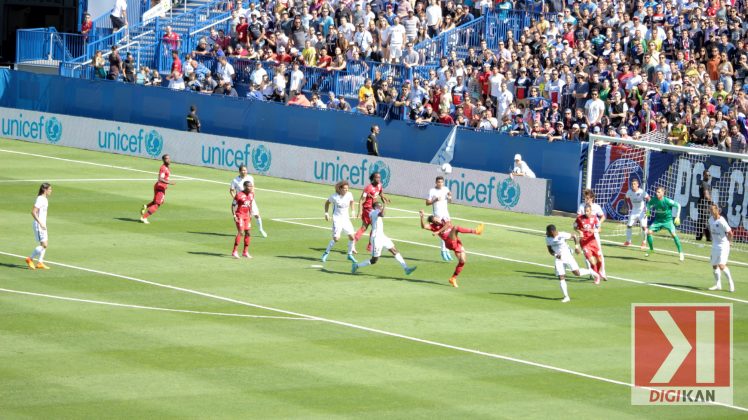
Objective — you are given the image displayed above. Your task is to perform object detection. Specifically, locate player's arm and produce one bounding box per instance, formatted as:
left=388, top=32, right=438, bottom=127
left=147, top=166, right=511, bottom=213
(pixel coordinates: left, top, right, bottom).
left=231, top=201, right=239, bottom=221
left=158, top=171, right=173, bottom=185
left=433, top=220, right=452, bottom=236
left=324, top=199, right=331, bottom=221
left=670, top=198, right=682, bottom=224
left=446, top=190, right=452, bottom=203
left=571, top=234, right=581, bottom=254
left=349, top=200, right=356, bottom=218
left=425, top=194, right=436, bottom=205
left=229, top=185, right=237, bottom=198
left=381, top=191, right=391, bottom=204
left=358, top=191, right=367, bottom=217
left=547, top=245, right=556, bottom=257
left=418, top=210, right=429, bottom=230
left=31, top=205, right=45, bottom=229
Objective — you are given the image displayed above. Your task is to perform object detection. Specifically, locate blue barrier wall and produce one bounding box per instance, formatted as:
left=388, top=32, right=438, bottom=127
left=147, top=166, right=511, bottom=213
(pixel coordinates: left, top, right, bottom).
left=0, top=69, right=582, bottom=211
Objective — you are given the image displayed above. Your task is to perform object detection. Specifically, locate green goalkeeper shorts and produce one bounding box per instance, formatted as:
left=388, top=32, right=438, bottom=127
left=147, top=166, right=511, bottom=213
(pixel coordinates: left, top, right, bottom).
left=649, top=220, right=677, bottom=234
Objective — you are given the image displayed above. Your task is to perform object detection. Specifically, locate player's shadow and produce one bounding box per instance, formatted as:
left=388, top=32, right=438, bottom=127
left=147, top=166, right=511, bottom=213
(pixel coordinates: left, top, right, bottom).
left=515, top=270, right=594, bottom=283
left=491, top=292, right=560, bottom=301
left=307, top=248, right=433, bottom=263
left=320, top=268, right=450, bottom=287
left=114, top=217, right=143, bottom=223
left=277, top=255, right=325, bottom=262
left=187, top=251, right=227, bottom=258
left=187, top=231, right=235, bottom=238
left=0, top=262, right=26, bottom=269
left=652, top=282, right=704, bottom=291
left=605, top=255, right=644, bottom=261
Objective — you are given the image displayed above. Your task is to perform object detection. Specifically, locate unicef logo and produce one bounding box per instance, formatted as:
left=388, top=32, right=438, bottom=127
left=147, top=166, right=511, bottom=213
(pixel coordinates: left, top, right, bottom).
left=45, top=117, right=62, bottom=143
left=252, top=144, right=272, bottom=173
left=369, top=160, right=391, bottom=188
left=144, top=130, right=164, bottom=157
left=497, top=178, right=520, bottom=208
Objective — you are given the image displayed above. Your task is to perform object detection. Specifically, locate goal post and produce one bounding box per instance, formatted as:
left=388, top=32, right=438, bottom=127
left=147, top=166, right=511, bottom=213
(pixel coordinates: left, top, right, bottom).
left=586, top=132, right=748, bottom=252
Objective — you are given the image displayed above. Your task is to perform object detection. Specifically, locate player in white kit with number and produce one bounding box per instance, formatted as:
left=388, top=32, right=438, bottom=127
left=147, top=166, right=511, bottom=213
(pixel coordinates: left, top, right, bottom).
left=352, top=201, right=417, bottom=276
left=545, top=224, right=598, bottom=303
left=624, top=178, right=650, bottom=250
left=426, top=176, right=453, bottom=261
left=707, top=204, right=735, bottom=292
left=229, top=165, right=267, bottom=237
left=321, top=181, right=358, bottom=263
left=26, top=183, right=52, bottom=270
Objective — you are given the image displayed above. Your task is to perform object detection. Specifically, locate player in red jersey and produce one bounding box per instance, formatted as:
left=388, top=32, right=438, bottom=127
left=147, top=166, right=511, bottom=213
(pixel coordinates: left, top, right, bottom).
left=574, top=204, right=605, bottom=284
left=232, top=180, right=254, bottom=259
left=140, top=154, right=174, bottom=224
left=353, top=172, right=390, bottom=252
left=419, top=210, right=483, bottom=288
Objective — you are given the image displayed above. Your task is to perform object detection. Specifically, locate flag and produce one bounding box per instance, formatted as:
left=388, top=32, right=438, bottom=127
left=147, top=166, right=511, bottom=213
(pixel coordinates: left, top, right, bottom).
left=430, top=125, right=457, bottom=165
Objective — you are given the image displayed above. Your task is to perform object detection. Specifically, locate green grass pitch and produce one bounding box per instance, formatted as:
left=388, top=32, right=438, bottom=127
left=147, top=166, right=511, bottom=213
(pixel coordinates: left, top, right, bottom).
left=0, top=138, right=746, bottom=418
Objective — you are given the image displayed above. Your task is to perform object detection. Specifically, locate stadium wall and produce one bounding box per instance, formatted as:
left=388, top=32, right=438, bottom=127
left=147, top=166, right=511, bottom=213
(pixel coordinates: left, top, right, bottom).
left=0, top=69, right=582, bottom=211
left=0, top=106, right=552, bottom=215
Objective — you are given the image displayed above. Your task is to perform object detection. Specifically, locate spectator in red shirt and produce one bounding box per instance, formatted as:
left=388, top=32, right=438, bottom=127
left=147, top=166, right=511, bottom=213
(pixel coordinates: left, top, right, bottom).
left=437, top=109, right=455, bottom=125
left=81, top=13, right=92, bottom=42
left=162, top=26, right=181, bottom=51
left=170, top=50, right=182, bottom=75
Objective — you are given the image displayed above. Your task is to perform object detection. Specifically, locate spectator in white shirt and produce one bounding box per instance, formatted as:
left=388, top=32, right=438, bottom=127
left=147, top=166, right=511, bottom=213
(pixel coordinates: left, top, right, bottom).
left=512, top=154, right=536, bottom=178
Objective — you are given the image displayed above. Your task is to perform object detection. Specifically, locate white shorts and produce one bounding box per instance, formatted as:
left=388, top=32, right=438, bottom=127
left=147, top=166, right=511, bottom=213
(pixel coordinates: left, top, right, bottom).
left=711, top=244, right=730, bottom=266
left=371, top=234, right=395, bottom=257
left=554, top=252, right=579, bottom=276
left=627, top=212, right=647, bottom=228
left=434, top=211, right=450, bottom=222
left=389, top=45, right=403, bottom=59
left=332, top=217, right=355, bottom=238
left=251, top=200, right=260, bottom=216
left=33, top=223, right=48, bottom=243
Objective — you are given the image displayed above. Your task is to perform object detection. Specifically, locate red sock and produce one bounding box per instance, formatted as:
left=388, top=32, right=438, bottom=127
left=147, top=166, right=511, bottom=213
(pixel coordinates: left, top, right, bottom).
left=456, top=226, right=475, bottom=234
left=243, top=234, right=251, bottom=253
left=453, top=261, right=465, bottom=277
left=145, top=203, right=159, bottom=217
left=596, top=260, right=603, bottom=274
left=354, top=226, right=366, bottom=241
left=233, top=234, right=241, bottom=253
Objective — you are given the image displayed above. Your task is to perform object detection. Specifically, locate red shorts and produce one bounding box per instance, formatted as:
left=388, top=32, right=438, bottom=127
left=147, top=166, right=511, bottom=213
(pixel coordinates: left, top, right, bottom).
left=444, top=237, right=464, bottom=253
left=581, top=238, right=601, bottom=260
left=235, top=216, right=251, bottom=231
left=361, top=208, right=373, bottom=225
left=152, top=184, right=166, bottom=205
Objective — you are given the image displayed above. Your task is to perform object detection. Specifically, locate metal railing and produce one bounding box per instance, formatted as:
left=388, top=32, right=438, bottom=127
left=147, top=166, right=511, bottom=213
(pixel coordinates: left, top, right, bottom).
left=16, top=28, right=87, bottom=63
left=414, top=16, right=487, bottom=64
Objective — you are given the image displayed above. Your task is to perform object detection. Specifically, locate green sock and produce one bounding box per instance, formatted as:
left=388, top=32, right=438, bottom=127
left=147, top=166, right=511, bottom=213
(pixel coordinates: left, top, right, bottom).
left=647, top=234, right=654, bottom=251
left=674, top=235, right=682, bottom=253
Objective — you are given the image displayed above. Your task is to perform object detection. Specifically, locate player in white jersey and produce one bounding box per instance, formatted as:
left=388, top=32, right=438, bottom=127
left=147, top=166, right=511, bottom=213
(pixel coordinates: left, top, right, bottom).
left=352, top=201, right=417, bottom=275
left=707, top=204, right=735, bottom=292
left=26, top=183, right=52, bottom=270
left=545, top=224, right=598, bottom=302
left=230, top=165, right=267, bottom=237
left=426, top=176, right=453, bottom=261
left=322, top=181, right=358, bottom=263
left=624, top=178, right=650, bottom=249
left=577, top=188, right=607, bottom=279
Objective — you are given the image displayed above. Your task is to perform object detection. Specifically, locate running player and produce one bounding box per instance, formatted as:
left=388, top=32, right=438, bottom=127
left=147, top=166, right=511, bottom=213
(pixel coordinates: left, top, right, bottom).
left=545, top=224, right=600, bottom=303
left=646, top=186, right=684, bottom=261
left=229, top=164, right=267, bottom=237
left=419, top=210, right=483, bottom=288
left=707, top=204, right=735, bottom=292
left=322, top=180, right=358, bottom=263
left=26, top=183, right=52, bottom=270
left=574, top=204, right=604, bottom=283
left=352, top=201, right=416, bottom=276
left=426, top=176, right=454, bottom=261
left=624, top=178, right=650, bottom=250
left=577, top=188, right=607, bottom=277
left=353, top=172, right=390, bottom=252
left=231, top=180, right=254, bottom=259
left=140, top=154, right=174, bottom=224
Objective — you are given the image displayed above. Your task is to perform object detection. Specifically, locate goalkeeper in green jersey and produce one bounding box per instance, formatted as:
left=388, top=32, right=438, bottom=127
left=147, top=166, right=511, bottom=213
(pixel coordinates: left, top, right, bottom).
left=646, top=187, right=685, bottom=261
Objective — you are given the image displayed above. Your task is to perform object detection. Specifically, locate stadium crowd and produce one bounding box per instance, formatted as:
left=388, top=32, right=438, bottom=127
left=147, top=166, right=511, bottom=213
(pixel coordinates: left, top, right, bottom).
left=91, top=0, right=748, bottom=151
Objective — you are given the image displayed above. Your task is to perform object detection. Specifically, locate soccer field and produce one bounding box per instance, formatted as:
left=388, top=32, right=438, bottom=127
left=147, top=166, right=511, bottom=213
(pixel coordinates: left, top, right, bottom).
left=1, top=138, right=746, bottom=418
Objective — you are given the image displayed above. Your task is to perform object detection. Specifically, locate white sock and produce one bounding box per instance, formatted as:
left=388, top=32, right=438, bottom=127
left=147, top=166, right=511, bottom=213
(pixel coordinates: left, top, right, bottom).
left=324, top=240, right=335, bottom=254
left=440, top=240, right=447, bottom=252
left=356, top=260, right=371, bottom=268
left=347, top=240, right=355, bottom=254
left=584, top=259, right=592, bottom=271
left=559, top=279, right=569, bottom=298
left=255, top=216, right=264, bottom=231
left=38, top=247, right=46, bottom=263
left=578, top=268, right=590, bottom=277
left=640, top=229, right=647, bottom=242
left=626, top=227, right=632, bottom=242
left=394, top=253, right=408, bottom=269
left=31, top=246, right=43, bottom=260
left=713, top=268, right=722, bottom=287
left=723, top=267, right=734, bottom=290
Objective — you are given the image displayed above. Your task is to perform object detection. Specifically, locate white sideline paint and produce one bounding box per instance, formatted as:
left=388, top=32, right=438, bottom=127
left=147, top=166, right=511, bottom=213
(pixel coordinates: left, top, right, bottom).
left=2, top=147, right=741, bottom=267
left=0, top=287, right=310, bottom=320
left=0, top=178, right=159, bottom=183
left=0, top=251, right=745, bottom=413
left=274, top=219, right=748, bottom=305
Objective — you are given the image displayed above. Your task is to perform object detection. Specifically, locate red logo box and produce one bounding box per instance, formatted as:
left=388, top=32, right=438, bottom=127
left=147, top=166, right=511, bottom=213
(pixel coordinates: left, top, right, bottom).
left=632, top=304, right=732, bottom=405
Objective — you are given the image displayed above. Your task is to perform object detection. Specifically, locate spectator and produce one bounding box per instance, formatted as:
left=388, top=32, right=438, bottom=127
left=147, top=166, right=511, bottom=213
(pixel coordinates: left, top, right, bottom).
left=81, top=13, right=92, bottom=43
left=93, top=50, right=106, bottom=79
left=110, top=0, right=128, bottom=31
left=288, top=90, right=311, bottom=107
left=107, top=46, right=122, bottom=80
left=512, top=154, right=536, bottom=178
left=123, top=52, right=136, bottom=83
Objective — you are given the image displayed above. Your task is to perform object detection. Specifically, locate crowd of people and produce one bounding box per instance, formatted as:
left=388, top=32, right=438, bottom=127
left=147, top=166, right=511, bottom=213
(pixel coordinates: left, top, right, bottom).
left=87, top=0, right=748, bottom=151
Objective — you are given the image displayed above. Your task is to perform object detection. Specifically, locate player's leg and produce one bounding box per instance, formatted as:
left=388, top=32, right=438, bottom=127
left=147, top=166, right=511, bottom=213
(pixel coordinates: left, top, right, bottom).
left=251, top=201, right=267, bottom=237
left=722, top=263, right=735, bottom=292
left=388, top=243, right=416, bottom=274
left=449, top=251, right=466, bottom=288
left=322, top=222, right=341, bottom=262
left=593, top=232, right=607, bottom=279
left=242, top=229, right=252, bottom=258
left=232, top=217, right=246, bottom=258
left=639, top=216, right=648, bottom=250
left=454, top=224, right=484, bottom=236
left=440, top=239, right=452, bottom=262
left=27, top=227, right=49, bottom=269
left=666, top=224, right=684, bottom=260
left=625, top=214, right=638, bottom=246
left=141, top=189, right=165, bottom=223
left=343, top=221, right=357, bottom=262
left=554, top=258, right=571, bottom=302
left=645, top=224, right=661, bottom=254
left=353, top=241, right=380, bottom=272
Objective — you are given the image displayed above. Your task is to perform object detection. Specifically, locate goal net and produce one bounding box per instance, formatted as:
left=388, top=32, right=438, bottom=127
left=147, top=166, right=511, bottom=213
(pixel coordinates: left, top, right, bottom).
left=586, top=131, right=748, bottom=253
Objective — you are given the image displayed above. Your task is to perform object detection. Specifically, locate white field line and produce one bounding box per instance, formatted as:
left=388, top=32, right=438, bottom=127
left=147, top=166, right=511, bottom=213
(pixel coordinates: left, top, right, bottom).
left=274, top=218, right=748, bottom=305
left=0, top=251, right=745, bottom=413
left=274, top=216, right=418, bottom=221
left=0, top=287, right=311, bottom=320
left=0, top=178, right=159, bottom=183
left=0, top=147, right=746, bottom=271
